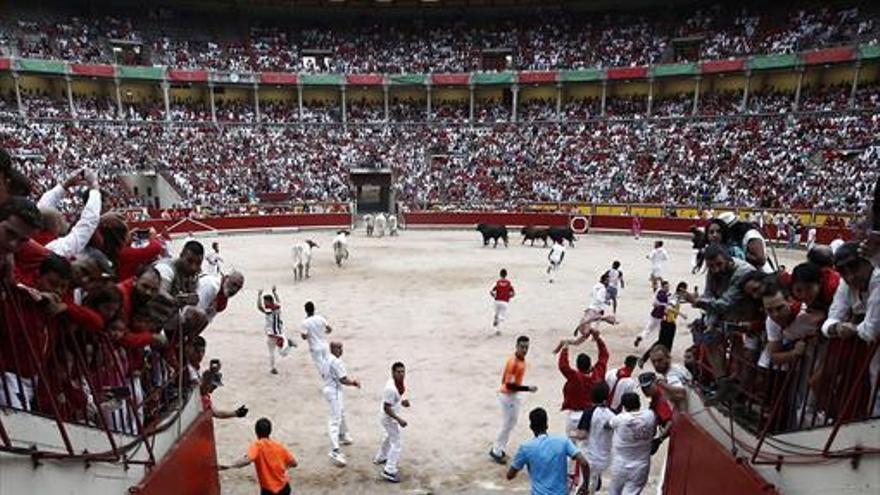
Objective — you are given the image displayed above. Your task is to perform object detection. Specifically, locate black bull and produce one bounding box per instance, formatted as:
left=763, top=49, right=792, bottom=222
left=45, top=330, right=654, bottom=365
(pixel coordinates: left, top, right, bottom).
left=476, top=224, right=509, bottom=248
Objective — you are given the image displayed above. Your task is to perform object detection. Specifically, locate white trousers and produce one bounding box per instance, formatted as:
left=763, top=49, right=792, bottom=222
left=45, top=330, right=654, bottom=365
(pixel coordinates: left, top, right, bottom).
left=640, top=317, right=662, bottom=341
left=548, top=260, right=561, bottom=281
left=323, top=387, right=348, bottom=452
left=587, top=465, right=608, bottom=495
left=0, top=373, right=35, bottom=411
left=376, top=416, right=402, bottom=474
left=492, top=393, right=521, bottom=456
left=608, top=461, right=650, bottom=495
left=493, top=301, right=508, bottom=326
left=310, top=345, right=329, bottom=373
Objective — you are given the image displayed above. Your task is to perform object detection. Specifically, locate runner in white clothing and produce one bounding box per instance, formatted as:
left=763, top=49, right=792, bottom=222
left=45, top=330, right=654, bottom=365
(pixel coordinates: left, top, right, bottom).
left=554, top=273, right=618, bottom=353
left=646, top=241, right=670, bottom=291
left=572, top=382, right=616, bottom=495
left=603, top=261, right=625, bottom=314
left=546, top=240, right=566, bottom=283
left=204, top=242, right=223, bottom=275
left=607, top=393, right=658, bottom=495
left=301, top=301, right=333, bottom=371
left=321, top=342, right=361, bottom=467
left=375, top=362, right=410, bottom=483
left=257, top=286, right=294, bottom=375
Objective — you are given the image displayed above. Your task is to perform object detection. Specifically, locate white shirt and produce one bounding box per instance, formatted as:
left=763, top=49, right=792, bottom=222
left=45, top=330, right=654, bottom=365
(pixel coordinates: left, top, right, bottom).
left=605, top=370, right=637, bottom=411
left=321, top=354, right=348, bottom=391
left=292, top=242, right=313, bottom=264
left=661, top=364, right=692, bottom=388
left=807, top=228, right=817, bottom=242
left=648, top=248, right=669, bottom=270
left=588, top=283, right=608, bottom=312
left=606, top=268, right=622, bottom=289
left=264, top=307, right=283, bottom=335
left=196, top=274, right=222, bottom=322
left=822, top=267, right=880, bottom=343
left=381, top=378, right=403, bottom=416
left=549, top=243, right=566, bottom=263
left=333, top=234, right=348, bottom=248
left=204, top=251, right=223, bottom=275
left=585, top=405, right=615, bottom=470
left=154, top=258, right=176, bottom=294
left=609, top=409, right=657, bottom=468
left=758, top=316, right=785, bottom=369
left=40, top=186, right=102, bottom=258
left=301, top=315, right=329, bottom=351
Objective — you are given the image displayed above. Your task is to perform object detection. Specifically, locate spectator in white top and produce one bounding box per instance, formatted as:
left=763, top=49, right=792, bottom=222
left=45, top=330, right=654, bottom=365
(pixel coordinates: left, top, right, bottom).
left=36, top=168, right=102, bottom=258
left=607, top=392, right=657, bottom=495
left=321, top=341, right=361, bottom=467
left=648, top=345, right=692, bottom=409
left=196, top=270, right=244, bottom=323
left=605, top=355, right=639, bottom=412
left=301, top=300, right=333, bottom=372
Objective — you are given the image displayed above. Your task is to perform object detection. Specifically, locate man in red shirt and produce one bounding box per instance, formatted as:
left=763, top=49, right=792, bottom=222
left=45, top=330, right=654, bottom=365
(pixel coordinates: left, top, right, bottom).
left=557, top=329, right=609, bottom=437
left=490, top=268, right=515, bottom=336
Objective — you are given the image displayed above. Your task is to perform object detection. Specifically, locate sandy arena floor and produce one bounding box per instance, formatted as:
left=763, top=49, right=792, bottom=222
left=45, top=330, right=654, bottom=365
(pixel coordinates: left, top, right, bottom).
left=189, top=228, right=803, bottom=494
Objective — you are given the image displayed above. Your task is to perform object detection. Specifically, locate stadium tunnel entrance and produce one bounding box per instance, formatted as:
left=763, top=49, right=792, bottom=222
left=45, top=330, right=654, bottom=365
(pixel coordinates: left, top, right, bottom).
left=351, top=169, right=394, bottom=214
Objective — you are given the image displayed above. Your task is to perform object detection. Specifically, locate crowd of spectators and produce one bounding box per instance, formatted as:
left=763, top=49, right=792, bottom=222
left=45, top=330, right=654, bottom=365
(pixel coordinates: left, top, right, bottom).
left=0, top=111, right=876, bottom=213
left=0, top=156, right=248, bottom=436
left=1, top=4, right=876, bottom=74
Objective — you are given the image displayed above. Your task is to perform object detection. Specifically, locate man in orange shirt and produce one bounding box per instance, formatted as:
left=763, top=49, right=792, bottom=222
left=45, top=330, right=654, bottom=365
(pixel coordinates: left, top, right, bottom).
left=490, top=335, right=538, bottom=464
left=220, top=418, right=298, bottom=495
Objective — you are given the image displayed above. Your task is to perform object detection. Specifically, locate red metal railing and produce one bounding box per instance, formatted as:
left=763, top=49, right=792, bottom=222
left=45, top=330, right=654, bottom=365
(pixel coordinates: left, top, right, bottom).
left=0, top=282, right=196, bottom=466
left=693, top=327, right=880, bottom=465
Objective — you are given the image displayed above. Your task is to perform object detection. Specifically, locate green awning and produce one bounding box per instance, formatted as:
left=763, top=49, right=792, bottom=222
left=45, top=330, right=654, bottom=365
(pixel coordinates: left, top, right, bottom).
left=18, top=58, right=67, bottom=75
left=471, top=72, right=515, bottom=85
left=118, top=65, right=165, bottom=81
left=300, top=74, right=345, bottom=86
left=859, top=43, right=880, bottom=60
left=749, top=53, right=801, bottom=71
left=651, top=62, right=698, bottom=78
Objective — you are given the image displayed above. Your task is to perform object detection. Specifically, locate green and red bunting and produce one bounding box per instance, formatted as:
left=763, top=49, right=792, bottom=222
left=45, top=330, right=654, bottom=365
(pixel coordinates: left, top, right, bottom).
left=607, top=67, right=648, bottom=80
left=699, top=59, right=746, bottom=74
left=346, top=74, right=384, bottom=86
left=168, top=69, right=209, bottom=83
left=431, top=73, right=469, bottom=86
left=71, top=63, right=115, bottom=78
left=518, top=71, right=558, bottom=84
left=260, top=72, right=298, bottom=85
left=802, top=46, right=856, bottom=66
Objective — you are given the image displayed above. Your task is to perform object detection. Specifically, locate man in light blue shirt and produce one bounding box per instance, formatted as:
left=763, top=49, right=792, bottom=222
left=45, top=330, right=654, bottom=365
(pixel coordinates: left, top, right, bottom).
left=507, top=407, right=590, bottom=494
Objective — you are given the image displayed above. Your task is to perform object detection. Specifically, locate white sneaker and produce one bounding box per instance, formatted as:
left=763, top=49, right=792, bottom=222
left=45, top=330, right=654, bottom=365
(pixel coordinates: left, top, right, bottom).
left=340, top=435, right=353, bottom=446
left=329, top=450, right=347, bottom=467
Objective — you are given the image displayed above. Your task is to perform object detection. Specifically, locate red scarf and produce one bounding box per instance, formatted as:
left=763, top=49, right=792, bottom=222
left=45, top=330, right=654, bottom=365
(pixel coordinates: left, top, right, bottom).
left=214, top=277, right=229, bottom=313
left=395, top=378, right=406, bottom=396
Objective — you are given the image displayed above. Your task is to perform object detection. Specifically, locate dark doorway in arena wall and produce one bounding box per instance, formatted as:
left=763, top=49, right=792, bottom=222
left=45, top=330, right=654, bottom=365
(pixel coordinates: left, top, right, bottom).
left=351, top=169, right=394, bottom=214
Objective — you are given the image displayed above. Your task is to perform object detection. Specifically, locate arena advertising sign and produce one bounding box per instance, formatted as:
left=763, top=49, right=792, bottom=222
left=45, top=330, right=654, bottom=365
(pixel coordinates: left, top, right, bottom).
left=213, top=71, right=256, bottom=85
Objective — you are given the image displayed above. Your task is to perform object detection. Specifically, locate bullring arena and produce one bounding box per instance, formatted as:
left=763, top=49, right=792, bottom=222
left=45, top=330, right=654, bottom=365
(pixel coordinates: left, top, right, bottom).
left=203, top=227, right=803, bottom=494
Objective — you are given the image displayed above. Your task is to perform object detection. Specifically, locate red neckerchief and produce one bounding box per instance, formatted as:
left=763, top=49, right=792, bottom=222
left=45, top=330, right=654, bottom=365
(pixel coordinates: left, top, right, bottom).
left=214, top=276, right=229, bottom=313
left=617, top=366, right=633, bottom=379
left=32, top=230, right=57, bottom=246
left=394, top=378, right=406, bottom=396
left=265, top=302, right=280, bottom=311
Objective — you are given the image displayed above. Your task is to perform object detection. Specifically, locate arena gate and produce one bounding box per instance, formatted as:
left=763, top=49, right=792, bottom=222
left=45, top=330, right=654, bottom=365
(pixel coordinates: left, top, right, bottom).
left=351, top=168, right=394, bottom=214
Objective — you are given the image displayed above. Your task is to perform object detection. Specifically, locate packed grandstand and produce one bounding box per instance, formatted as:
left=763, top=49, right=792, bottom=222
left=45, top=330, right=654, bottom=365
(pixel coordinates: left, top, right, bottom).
left=0, top=1, right=877, bottom=214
